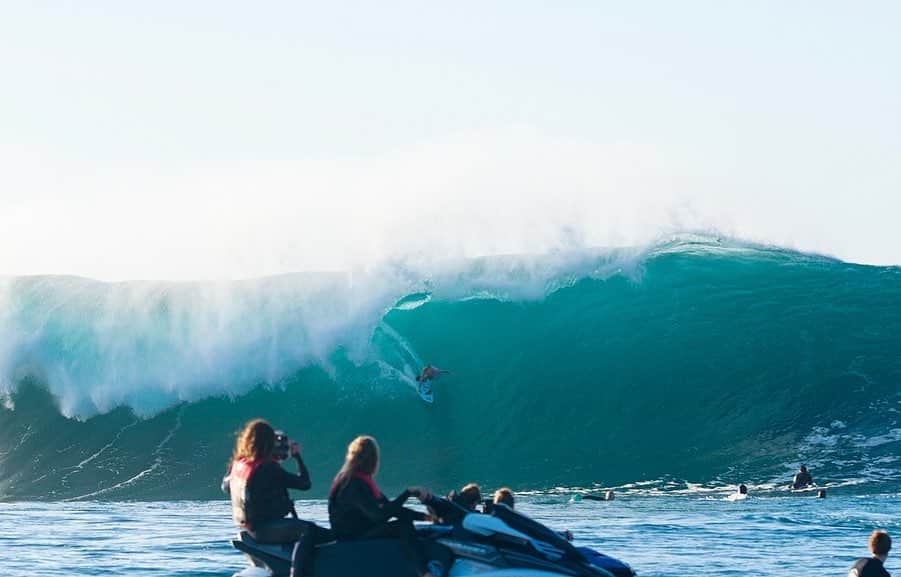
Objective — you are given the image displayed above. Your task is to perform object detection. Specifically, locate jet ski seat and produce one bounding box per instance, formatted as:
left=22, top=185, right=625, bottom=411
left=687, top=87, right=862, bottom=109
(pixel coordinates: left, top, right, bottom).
left=234, top=530, right=452, bottom=577
left=247, top=519, right=333, bottom=545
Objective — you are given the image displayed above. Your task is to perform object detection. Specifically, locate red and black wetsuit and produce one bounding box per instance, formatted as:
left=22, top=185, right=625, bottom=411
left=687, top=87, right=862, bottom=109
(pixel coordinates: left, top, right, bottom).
left=227, top=456, right=311, bottom=529
left=224, top=455, right=331, bottom=575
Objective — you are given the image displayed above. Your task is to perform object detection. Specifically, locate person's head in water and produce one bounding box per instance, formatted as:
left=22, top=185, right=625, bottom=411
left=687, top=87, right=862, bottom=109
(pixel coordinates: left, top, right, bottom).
left=456, top=483, right=482, bottom=511
left=339, top=435, right=380, bottom=479
left=493, top=487, right=515, bottom=508
left=869, top=530, right=891, bottom=560
left=739, top=484, right=748, bottom=495
left=817, top=489, right=827, bottom=498
left=799, top=465, right=808, bottom=473
left=605, top=490, right=615, bottom=501
left=233, top=419, right=276, bottom=462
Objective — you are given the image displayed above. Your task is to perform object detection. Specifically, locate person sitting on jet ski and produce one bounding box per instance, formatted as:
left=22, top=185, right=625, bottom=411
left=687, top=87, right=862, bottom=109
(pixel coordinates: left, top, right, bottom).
left=223, top=419, right=331, bottom=575
left=492, top=487, right=515, bottom=509
left=791, top=465, right=814, bottom=490
left=487, top=487, right=574, bottom=541
left=447, top=483, right=482, bottom=512
left=328, top=435, right=436, bottom=577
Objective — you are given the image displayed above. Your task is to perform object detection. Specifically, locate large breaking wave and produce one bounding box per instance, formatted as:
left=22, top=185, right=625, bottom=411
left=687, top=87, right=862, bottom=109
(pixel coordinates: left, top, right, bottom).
left=1, top=236, right=899, bottom=500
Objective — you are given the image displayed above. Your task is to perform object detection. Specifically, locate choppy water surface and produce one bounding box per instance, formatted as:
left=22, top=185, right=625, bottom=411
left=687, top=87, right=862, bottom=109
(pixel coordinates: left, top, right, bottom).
left=2, top=493, right=897, bottom=577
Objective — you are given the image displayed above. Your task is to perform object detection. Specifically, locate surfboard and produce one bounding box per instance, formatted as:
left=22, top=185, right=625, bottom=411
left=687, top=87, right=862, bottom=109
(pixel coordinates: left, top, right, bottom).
left=417, top=382, right=434, bottom=404
left=788, top=485, right=819, bottom=495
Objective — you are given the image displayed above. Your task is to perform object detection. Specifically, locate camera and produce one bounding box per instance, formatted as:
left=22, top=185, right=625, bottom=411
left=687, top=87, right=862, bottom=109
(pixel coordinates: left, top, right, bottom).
left=273, top=430, right=290, bottom=460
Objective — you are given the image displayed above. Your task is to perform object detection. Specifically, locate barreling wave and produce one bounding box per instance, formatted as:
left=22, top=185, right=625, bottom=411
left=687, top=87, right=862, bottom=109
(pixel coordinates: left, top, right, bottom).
left=1, top=235, right=899, bottom=501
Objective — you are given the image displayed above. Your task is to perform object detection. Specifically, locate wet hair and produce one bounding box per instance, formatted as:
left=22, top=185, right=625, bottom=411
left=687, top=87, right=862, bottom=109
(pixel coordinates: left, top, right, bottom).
left=799, top=465, right=807, bottom=473
left=335, top=435, right=380, bottom=491
left=493, top=487, right=515, bottom=508
left=457, top=483, right=482, bottom=510
left=870, top=530, right=891, bottom=556
left=739, top=484, right=748, bottom=495
left=233, top=419, right=275, bottom=462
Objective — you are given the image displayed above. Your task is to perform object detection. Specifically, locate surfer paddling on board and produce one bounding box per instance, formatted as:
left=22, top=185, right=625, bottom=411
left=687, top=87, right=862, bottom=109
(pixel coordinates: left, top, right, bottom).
left=415, top=365, right=451, bottom=395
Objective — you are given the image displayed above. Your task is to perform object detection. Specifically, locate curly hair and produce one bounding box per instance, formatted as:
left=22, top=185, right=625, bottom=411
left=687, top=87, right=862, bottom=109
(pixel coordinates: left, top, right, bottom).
left=233, top=419, right=276, bottom=462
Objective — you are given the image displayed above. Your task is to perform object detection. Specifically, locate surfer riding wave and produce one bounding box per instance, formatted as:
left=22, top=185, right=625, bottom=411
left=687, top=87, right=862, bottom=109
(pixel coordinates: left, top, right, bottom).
left=416, top=365, right=451, bottom=395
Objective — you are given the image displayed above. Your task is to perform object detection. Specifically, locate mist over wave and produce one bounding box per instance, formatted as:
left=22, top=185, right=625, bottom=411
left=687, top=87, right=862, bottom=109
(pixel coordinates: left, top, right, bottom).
left=1, top=235, right=899, bottom=501
left=0, top=238, right=652, bottom=418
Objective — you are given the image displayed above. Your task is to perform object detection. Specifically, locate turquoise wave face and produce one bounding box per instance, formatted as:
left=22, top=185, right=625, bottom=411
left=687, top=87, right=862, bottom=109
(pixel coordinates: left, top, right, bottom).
left=1, top=240, right=899, bottom=500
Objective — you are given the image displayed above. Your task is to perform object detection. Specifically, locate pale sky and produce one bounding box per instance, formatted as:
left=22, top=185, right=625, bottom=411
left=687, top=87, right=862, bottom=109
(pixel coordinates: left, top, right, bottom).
left=1, top=1, right=899, bottom=280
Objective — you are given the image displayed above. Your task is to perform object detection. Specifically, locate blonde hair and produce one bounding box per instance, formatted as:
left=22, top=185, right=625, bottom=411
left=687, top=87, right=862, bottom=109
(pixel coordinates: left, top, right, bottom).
left=335, top=435, right=380, bottom=490
left=493, top=487, right=515, bottom=508
left=233, top=419, right=275, bottom=462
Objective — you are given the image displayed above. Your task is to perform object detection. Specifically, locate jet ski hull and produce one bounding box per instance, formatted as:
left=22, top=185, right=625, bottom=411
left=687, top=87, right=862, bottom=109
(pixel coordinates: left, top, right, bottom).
left=230, top=498, right=630, bottom=577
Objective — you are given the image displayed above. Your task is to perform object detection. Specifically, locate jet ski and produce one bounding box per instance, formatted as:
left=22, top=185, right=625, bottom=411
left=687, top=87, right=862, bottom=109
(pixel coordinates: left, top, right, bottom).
left=231, top=497, right=635, bottom=577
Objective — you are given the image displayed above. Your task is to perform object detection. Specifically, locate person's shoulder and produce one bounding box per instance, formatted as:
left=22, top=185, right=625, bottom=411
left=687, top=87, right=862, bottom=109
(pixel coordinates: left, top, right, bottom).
left=335, top=475, right=363, bottom=493
left=256, top=460, right=283, bottom=475
left=849, top=557, right=889, bottom=577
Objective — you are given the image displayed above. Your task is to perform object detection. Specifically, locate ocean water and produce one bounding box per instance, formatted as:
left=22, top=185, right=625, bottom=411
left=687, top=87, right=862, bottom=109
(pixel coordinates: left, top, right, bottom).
left=1, top=237, right=899, bottom=501
left=0, top=236, right=899, bottom=574
left=1, top=493, right=898, bottom=576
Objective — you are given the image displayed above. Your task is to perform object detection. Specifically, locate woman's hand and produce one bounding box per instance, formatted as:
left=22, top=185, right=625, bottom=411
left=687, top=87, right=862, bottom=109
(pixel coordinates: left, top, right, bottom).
left=289, top=441, right=302, bottom=458
left=408, top=486, right=432, bottom=502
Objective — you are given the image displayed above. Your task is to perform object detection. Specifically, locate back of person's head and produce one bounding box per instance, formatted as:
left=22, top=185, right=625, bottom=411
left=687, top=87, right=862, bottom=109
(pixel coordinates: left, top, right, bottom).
left=739, top=484, right=748, bottom=495
left=870, top=530, right=891, bottom=557
left=800, top=465, right=807, bottom=473
left=458, top=483, right=482, bottom=510
left=493, top=487, right=515, bottom=508
left=233, top=418, right=275, bottom=462
left=341, top=435, right=380, bottom=478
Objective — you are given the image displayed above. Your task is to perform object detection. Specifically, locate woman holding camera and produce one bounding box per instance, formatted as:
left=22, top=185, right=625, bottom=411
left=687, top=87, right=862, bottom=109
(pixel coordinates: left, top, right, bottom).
left=328, top=435, right=435, bottom=577
left=224, top=418, right=331, bottom=575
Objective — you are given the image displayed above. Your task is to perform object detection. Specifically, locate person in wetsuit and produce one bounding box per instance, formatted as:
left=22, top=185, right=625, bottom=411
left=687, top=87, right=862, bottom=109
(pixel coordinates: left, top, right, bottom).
left=447, top=483, right=482, bottom=512
left=849, top=530, right=892, bottom=577
left=791, top=465, right=813, bottom=490
left=328, top=435, right=435, bottom=577
left=416, top=365, right=451, bottom=395
left=223, top=419, right=331, bottom=575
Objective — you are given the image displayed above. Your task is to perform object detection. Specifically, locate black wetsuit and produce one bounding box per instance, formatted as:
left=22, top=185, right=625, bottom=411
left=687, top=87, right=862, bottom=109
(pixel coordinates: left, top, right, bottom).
left=248, top=458, right=311, bottom=524
left=329, top=475, right=428, bottom=574
left=848, top=557, right=891, bottom=577
left=329, top=475, right=426, bottom=539
left=792, top=471, right=813, bottom=489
